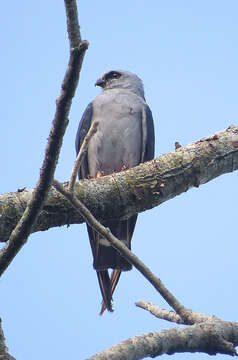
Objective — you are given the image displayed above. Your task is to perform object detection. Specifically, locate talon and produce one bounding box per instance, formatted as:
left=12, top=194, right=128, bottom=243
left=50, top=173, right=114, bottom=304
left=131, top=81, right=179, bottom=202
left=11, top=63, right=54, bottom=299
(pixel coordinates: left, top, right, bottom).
left=96, top=171, right=104, bottom=178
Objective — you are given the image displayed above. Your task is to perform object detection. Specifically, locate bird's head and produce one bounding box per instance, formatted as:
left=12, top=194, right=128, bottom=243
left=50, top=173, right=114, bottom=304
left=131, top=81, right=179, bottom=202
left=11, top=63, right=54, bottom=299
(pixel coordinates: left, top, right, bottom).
left=95, top=70, right=145, bottom=98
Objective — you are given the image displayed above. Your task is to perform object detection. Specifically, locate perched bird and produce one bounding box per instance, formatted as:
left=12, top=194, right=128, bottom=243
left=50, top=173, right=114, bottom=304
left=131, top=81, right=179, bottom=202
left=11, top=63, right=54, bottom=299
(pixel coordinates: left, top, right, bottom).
left=75, top=70, right=155, bottom=314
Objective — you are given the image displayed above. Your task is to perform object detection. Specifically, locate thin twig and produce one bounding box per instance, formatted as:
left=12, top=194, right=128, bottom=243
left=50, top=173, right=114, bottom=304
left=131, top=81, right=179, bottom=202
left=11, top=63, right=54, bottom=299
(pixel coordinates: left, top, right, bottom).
left=68, top=121, right=99, bottom=192
left=135, top=300, right=220, bottom=325
left=53, top=179, right=196, bottom=324
left=136, top=301, right=185, bottom=324
left=0, top=1, right=88, bottom=277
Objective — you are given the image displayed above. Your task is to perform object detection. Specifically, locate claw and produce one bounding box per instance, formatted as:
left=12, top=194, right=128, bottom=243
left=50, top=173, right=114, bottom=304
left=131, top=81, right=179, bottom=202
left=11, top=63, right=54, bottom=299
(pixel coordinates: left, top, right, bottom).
left=96, top=171, right=104, bottom=178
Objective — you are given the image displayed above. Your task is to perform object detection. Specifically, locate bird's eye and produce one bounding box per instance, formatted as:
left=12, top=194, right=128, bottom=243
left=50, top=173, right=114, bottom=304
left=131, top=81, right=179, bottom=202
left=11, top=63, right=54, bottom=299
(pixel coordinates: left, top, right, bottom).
left=112, top=73, right=121, bottom=79
left=104, top=71, right=121, bottom=82
left=112, top=72, right=121, bottom=79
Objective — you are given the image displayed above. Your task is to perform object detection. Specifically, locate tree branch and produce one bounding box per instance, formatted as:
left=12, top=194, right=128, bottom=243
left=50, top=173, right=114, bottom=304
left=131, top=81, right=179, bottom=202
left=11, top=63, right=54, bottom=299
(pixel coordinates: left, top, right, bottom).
left=53, top=180, right=195, bottom=321
left=86, top=321, right=238, bottom=360
left=0, top=318, right=15, bottom=360
left=0, top=1, right=88, bottom=277
left=53, top=180, right=226, bottom=325
left=1, top=126, right=237, bottom=242
left=68, top=120, right=99, bottom=192
left=135, top=300, right=220, bottom=325
left=64, top=0, right=81, bottom=48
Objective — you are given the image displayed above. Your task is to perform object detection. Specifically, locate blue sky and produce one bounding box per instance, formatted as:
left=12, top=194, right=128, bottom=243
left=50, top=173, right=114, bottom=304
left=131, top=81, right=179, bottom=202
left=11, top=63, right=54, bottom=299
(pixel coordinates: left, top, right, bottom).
left=1, top=1, right=238, bottom=359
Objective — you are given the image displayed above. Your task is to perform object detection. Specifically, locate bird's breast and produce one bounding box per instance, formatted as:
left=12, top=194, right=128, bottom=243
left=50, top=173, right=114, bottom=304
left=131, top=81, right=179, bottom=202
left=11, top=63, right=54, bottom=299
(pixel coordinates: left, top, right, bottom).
left=87, top=93, right=143, bottom=176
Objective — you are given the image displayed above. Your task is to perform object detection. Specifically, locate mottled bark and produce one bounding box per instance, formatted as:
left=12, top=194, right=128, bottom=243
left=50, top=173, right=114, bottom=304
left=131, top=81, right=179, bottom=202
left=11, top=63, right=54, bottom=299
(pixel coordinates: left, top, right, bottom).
left=0, top=318, right=15, bottom=360
left=0, top=126, right=237, bottom=242
left=86, top=321, right=238, bottom=359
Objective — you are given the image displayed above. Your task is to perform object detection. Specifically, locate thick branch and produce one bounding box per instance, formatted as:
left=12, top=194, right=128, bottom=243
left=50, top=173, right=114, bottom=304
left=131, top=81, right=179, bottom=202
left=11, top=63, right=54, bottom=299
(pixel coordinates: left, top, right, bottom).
left=0, top=318, right=15, bottom=360
left=86, top=321, right=238, bottom=360
left=0, top=126, right=238, bottom=242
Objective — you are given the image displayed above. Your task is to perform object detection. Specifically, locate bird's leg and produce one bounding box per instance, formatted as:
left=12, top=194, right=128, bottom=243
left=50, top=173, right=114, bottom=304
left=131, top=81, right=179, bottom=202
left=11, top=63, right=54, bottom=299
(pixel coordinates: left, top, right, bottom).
left=121, top=165, right=127, bottom=171
left=112, top=165, right=128, bottom=174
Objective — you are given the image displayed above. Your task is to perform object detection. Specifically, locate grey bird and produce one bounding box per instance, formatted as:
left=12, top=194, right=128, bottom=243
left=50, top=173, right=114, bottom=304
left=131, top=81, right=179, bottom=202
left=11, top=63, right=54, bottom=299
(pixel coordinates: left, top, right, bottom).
left=75, top=70, right=155, bottom=314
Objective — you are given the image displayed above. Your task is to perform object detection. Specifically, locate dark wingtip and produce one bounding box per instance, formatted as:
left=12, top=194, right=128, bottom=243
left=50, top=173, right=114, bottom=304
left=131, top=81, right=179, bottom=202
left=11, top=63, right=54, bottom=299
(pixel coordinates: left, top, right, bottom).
left=99, top=302, right=113, bottom=316
left=97, top=271, right=113, bottom=315
left=99, top=270, right=121, bottom=316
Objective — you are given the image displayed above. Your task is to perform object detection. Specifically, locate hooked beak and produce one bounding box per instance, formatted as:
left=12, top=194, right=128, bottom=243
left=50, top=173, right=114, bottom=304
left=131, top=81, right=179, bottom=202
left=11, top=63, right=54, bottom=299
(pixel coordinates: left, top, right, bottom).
left=95, top=78, right=105, bottom=88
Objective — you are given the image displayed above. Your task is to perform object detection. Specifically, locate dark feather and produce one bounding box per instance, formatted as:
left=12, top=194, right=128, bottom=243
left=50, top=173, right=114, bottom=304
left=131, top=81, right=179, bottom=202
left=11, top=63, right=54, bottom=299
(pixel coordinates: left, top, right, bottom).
left=99, top=270, right=121, bottom=315
left=97, top=271, right=113, bottom=313
left=143, top=105, right=155, bottom=162
left=87, top=215, right=137, bottom=271
left=75, top=102, right=93, bottom=178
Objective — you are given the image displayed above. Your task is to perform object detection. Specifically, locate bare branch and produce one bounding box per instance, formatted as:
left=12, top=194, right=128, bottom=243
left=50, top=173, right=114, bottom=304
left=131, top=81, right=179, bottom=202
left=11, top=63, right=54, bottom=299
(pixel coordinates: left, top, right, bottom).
left=68, top=120, right=99, bottom=192
left=136, top=301, right=185, bottom=324
left=86, top=321, right=238, bottom=360
left=1, top=126, right=238, bottom=242
left=64, top=0, right=81, bottom=48
left=0, top=2, right=88, bottom=277
left=53, top=180, right=199, bottom=322
left=135, top=300, right=220, bottom=325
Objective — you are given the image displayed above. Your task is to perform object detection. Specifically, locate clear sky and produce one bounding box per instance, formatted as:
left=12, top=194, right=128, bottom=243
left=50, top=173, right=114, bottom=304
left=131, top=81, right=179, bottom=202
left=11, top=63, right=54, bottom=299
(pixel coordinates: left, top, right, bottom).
left=1, top=1, right=238, bottom=359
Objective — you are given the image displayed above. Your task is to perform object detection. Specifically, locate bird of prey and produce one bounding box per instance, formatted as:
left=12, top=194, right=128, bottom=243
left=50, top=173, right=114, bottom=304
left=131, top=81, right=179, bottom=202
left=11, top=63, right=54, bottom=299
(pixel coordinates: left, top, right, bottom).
left=75, top=69, right=155, bottom=314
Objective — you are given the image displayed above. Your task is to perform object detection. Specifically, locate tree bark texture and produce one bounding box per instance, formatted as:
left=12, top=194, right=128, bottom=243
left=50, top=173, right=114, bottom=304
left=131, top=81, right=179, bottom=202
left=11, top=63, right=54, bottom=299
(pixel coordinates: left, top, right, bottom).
left=86, top=320, right=238, bottom=359
left=0, top=318, right=15, bottom=360
left=0, top=126, right=237, bottom=242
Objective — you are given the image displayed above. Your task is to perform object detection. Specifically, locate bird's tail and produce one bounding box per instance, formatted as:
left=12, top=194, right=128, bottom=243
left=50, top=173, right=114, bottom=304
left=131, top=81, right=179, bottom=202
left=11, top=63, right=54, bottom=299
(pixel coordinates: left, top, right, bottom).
left=96, top=270, right=113, bottom=313
left=99, top=269, right=121, bottom=315
left=87, top=215, right=138, bottom=314
left=93, top=242, right=132, bottom=270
